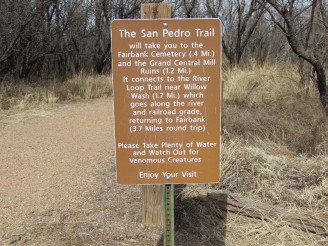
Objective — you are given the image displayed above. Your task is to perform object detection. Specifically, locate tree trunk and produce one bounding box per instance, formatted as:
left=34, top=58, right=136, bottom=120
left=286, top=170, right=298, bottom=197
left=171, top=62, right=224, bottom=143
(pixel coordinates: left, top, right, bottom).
left=314, top=64, right=327, bottom=112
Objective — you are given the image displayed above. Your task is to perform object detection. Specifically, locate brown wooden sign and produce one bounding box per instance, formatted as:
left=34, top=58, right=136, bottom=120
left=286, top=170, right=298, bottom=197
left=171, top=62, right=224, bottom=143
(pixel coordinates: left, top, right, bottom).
left=112, top=19, right=221, bottom=184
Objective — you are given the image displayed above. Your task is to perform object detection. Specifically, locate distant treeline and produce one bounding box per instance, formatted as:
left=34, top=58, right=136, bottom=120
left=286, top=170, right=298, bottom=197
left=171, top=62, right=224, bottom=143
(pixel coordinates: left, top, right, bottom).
left=0, top=1, right=326, bottom=105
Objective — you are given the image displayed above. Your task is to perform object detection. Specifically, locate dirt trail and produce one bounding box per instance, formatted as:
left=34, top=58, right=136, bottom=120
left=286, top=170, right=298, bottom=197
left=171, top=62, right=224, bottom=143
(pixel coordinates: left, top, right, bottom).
left=0, top=99, right=162, bottom=245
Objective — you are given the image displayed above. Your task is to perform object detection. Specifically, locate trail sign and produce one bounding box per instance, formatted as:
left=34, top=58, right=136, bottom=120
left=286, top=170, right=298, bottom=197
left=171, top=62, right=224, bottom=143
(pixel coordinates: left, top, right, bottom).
left=112, top=19, right=221, bottom=184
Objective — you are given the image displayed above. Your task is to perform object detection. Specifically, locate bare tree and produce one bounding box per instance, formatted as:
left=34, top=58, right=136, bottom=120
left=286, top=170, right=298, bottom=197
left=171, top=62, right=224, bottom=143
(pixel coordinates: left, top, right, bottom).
left=245, top=15, right=292, bottom=64
left=177, top=0, right=200, bottom=18
left=0, top=0, right=163, bottom=80
left=205, top=0, right=266, bottom=65
left=258, top=0, right=327, bottom=111
left=92, top=0, right=162, bottom=74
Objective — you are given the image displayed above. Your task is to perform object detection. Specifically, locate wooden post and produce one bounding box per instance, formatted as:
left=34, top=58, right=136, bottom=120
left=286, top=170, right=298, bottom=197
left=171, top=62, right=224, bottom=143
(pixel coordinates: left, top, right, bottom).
left=141, top=3, right=172, bottom=227
left=141, top=3, right=172, bottom=19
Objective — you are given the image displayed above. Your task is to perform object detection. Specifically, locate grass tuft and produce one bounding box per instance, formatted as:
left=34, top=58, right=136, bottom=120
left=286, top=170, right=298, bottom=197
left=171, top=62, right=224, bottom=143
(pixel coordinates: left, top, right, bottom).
left=223, top=62, right=326, bottom=154
left=215, top=137, right=327, bottom=209
left=223, top=62, right=318, bottom=108
left=0, top=73, right=112, bottom=112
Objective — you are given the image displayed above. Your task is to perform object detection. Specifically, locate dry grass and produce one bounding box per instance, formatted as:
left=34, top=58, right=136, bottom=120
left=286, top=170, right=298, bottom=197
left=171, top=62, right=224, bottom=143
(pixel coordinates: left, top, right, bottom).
left=217, top=137, right=327, bottom=208
left=176, top=136, right=327, bottom=244
left=224, top=214, right=327, bottom=246
left=0, top=73, right=112, bottom=111
left=223, top=62, right=317, bottom=107
left=175, top=133, right=327, bottom=245
left=223, top=63, right=326, bottom=154
left=176, top=62, right=327, bottom=245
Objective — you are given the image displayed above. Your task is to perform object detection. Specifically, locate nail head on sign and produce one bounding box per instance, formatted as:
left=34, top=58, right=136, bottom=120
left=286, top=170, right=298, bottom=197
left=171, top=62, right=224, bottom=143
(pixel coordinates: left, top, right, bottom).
left=163, top=22, right=168, bottom=28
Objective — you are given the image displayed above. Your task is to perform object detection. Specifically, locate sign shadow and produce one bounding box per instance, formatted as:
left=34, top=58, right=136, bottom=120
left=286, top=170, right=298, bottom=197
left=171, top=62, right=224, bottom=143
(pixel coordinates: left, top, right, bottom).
left=157, top=186, right=227, bottom=246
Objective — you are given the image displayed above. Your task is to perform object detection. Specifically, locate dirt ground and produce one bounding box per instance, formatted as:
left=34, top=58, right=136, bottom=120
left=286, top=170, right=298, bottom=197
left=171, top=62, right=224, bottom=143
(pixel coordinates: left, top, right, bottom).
left=0, top=99, right=164, bottom=245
